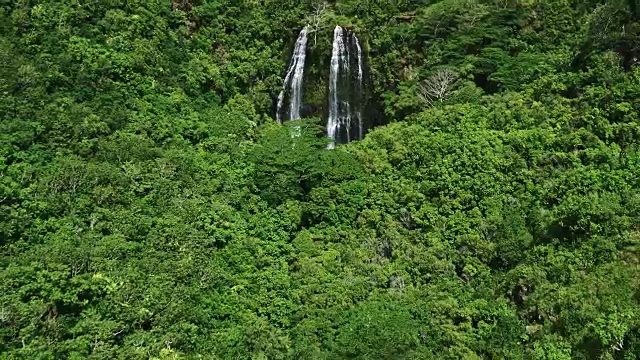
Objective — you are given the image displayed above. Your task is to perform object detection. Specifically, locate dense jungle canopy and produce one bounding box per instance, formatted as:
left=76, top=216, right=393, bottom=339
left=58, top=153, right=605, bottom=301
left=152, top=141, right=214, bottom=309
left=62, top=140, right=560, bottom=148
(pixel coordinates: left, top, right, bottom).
left=1, top=0, right=640, bottom=358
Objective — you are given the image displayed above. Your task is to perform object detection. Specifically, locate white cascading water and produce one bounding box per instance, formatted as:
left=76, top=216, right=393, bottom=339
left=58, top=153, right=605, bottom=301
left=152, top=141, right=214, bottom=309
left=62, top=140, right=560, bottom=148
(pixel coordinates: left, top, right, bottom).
left=327, top=26, right=346, bottom=149
left=277, top=26, right=309, bottom=123
left=327, top=25, right=364, bottom=149
left=354, top=34, right=364, bottom=140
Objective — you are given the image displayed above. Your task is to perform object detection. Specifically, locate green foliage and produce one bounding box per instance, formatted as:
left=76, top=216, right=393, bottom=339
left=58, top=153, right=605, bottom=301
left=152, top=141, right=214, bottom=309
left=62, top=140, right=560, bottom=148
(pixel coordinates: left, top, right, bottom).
left=1, top=0, right=639, bottom=359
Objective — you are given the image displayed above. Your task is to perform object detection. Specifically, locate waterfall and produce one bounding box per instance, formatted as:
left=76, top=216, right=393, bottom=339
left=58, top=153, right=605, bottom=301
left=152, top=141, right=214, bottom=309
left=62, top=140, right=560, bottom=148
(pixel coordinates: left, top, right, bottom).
left=327, top=25, right=365, bottom=149
left=354, top=34, right=364, bottom=140
left=327, top=26, right=345, bottom=149
left=277, top=26, right=309, bottom=123
left=277, top=25, right=370, bottom=145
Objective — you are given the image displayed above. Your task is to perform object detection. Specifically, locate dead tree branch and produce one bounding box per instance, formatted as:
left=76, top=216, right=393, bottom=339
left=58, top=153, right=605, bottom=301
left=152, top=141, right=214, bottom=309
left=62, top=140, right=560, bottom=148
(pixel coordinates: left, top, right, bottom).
left=416, top=69, right=457, bottom=106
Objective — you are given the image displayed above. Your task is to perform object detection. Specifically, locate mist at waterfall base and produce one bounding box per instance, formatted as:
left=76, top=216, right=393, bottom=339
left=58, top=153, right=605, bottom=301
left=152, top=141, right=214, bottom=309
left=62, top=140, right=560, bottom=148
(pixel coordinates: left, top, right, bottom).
left=276, top=25, right=380, bottom=148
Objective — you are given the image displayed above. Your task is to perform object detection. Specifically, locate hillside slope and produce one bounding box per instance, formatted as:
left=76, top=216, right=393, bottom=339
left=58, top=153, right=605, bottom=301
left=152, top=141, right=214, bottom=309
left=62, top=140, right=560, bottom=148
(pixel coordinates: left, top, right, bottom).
left=1, top=0, right=639, bottom=358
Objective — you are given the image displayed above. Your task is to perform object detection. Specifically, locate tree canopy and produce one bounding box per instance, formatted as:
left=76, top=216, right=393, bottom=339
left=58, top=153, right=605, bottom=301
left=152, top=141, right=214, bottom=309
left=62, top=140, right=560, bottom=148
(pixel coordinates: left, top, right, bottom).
left=1, top=0, right=639, bottom=359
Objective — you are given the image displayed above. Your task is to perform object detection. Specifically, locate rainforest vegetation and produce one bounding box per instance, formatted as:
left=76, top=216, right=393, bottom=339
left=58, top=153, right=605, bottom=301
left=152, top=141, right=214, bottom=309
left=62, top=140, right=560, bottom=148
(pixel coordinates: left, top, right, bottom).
left=1, top=0, right=640, bottom=358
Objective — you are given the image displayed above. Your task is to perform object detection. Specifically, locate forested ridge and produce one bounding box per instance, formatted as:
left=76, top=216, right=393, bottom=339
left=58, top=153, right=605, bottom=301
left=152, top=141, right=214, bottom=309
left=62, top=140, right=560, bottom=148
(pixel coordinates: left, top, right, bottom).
left=1, top=0, right=640, bottom=358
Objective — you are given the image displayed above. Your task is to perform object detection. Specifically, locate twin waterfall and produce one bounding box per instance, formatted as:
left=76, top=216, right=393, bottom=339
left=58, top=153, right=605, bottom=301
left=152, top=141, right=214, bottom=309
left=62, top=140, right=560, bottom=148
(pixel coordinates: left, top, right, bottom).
left=277, top=25, right=366, bottom=147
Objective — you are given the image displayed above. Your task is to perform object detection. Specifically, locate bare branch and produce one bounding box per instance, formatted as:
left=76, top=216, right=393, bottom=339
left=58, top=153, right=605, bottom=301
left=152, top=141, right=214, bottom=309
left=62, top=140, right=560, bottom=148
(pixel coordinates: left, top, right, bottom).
left=309, top=2, right=329, bottom=45
left=416, top=69, right=457, bottom=107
